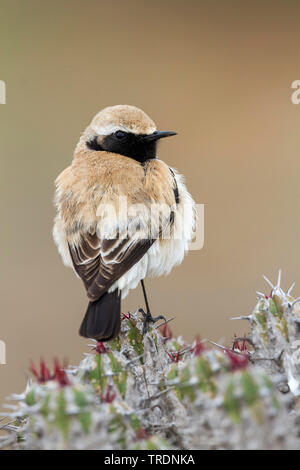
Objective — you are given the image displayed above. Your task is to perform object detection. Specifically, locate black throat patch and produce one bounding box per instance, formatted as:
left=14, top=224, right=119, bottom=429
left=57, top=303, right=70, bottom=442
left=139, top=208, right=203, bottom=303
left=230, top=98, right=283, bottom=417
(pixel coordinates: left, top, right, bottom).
left=87, top=132, right=157, bottom=164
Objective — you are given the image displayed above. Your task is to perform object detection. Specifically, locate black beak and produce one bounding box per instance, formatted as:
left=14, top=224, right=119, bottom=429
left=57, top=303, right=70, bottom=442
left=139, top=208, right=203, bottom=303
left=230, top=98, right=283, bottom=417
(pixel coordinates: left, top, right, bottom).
left=142, top=130, right=177, bottom=142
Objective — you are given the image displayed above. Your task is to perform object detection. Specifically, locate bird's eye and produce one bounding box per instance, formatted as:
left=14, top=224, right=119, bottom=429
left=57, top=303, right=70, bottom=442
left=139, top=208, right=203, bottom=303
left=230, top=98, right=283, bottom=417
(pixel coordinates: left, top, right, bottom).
left=115, top=130, right=126, bottom=139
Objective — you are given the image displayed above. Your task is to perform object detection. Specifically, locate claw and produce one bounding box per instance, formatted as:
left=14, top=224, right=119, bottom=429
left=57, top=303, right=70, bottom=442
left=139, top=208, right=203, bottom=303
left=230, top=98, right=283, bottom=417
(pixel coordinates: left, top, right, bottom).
left=152, top=315, right=166, bottom=323
left=139, top=309, right=166, bottom=335
left=138, top=308, right=148, bottom=319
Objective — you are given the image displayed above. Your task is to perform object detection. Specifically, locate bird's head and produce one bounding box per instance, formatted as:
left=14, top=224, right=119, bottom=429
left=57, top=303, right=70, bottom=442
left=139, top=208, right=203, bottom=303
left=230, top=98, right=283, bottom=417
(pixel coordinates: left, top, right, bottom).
left=85, top=105, right=177, bottom=163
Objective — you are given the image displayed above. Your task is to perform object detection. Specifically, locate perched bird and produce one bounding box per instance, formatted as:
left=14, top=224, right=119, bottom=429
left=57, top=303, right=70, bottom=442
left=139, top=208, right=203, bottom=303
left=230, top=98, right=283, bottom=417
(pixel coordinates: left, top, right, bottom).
left=53, top=105, right=195, bottom=341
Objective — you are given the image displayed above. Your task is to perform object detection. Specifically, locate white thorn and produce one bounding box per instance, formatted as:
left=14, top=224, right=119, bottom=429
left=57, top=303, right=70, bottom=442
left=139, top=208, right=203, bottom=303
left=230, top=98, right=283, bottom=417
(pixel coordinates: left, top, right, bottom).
left=287, top=282, right=295, bottom=296
left=208, top=340, right=227, bottom=351
left=291, top=297, right=300, bottom=307
left=154, top=317, right=176, bottom=329
left=231, top=315, right=252, bottom=321
left=262, top=274, right=275, bottom=289
left=277, top=287, right=285, bottom=297
left=277, top=269, right=282, bottom=288
left=87, top=339, right=97, bottom=345
left=256, top=291, right=265, bottom=298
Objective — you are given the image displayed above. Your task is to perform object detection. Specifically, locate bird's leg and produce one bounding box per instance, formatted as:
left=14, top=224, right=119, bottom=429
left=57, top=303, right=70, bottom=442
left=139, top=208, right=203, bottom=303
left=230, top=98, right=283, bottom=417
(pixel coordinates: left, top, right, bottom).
left=139, top=280, right=166, bottom=335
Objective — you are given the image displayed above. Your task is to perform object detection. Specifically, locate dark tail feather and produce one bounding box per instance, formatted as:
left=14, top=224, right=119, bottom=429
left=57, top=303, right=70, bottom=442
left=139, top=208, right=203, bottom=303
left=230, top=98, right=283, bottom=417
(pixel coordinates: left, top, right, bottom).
left=79, top=290, right=121, bottom=341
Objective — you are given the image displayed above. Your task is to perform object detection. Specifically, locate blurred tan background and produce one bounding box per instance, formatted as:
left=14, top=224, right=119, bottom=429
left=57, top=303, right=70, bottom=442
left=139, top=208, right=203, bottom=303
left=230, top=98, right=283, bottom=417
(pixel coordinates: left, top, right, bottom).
left=1, top=0, right=300, bottom=409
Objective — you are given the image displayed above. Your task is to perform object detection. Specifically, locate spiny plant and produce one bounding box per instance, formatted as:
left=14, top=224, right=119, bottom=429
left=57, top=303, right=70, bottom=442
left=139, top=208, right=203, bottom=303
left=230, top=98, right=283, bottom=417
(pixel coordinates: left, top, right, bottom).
left=1, top=272, right=300, bottom=450
left=232, top=270, right=300, bottom=395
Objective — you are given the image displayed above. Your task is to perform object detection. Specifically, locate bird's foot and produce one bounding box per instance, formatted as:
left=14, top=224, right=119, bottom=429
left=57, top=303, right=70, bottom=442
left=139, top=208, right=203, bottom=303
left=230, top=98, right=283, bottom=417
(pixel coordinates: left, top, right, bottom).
left=138, top=308, right=166, bottom=335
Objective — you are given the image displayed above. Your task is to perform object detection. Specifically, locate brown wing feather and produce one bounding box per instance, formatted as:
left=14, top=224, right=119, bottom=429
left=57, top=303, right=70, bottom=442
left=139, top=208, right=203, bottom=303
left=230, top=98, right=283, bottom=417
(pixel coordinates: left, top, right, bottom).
left=69, top=233, right=155, bottom=301
left=68, top=202, right=175, bottom=302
